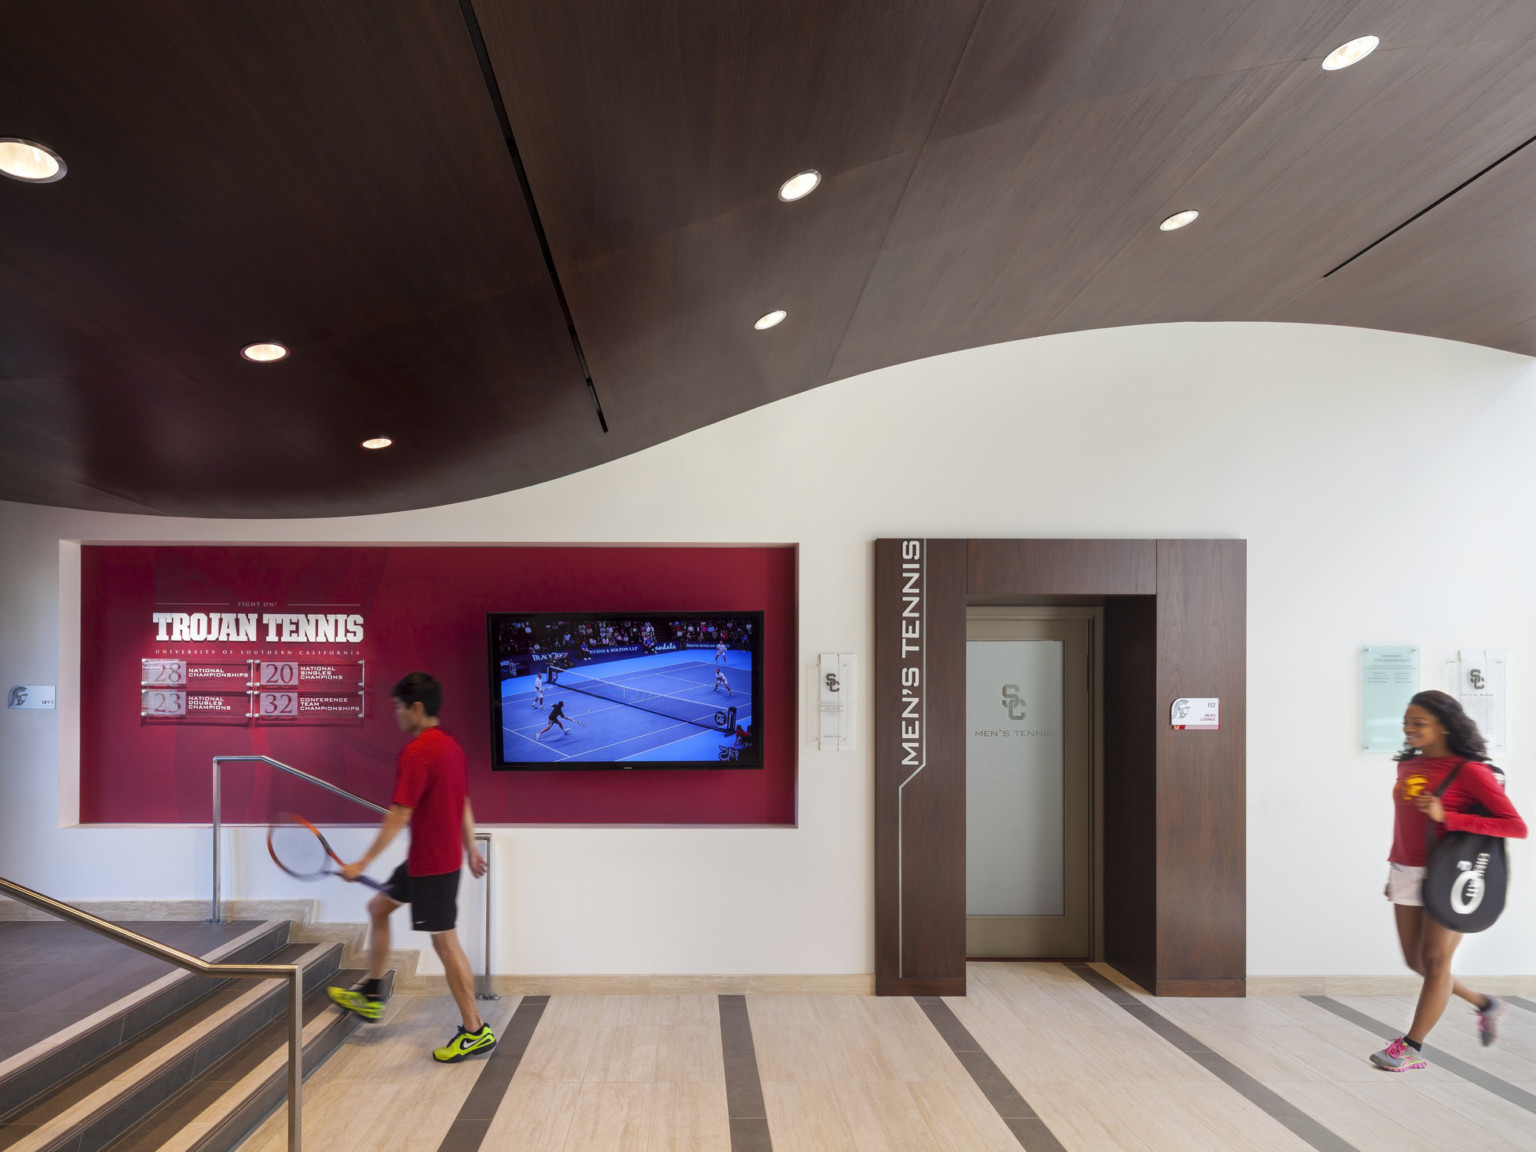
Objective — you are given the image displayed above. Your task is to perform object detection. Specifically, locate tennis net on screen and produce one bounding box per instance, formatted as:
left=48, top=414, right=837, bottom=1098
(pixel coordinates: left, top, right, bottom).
left=549, top=667, right=736, bottom=732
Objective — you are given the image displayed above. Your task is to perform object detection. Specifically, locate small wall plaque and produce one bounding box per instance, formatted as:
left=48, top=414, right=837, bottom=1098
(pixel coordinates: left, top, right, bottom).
left=1171, top=697, right=1219, bottom=730
left=8, top=685, right=56, bottom=709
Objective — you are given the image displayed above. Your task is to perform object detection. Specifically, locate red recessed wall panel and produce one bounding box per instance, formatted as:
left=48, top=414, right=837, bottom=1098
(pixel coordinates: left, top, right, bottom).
left=80, top=545, right=797, bottom=825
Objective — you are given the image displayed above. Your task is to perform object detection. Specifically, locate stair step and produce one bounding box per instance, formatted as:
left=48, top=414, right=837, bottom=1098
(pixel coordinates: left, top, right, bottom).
left=0, top=921, right=291, bottom=1124
left=101, top=969, right=394, bottom=1152
left=0, top=942, right=343, bottom=1152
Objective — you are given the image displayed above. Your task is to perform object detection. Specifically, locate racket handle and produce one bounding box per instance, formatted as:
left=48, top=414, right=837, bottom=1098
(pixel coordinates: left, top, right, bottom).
left=357, top=876, right=390, bottom=892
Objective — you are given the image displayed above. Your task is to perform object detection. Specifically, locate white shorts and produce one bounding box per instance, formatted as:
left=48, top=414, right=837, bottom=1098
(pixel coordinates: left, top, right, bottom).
left=1386, top=863, right=1425, bottom=906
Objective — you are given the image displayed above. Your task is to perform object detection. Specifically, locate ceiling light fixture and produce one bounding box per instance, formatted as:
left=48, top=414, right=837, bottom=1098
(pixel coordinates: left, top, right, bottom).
left=777, top=170, right=821, bottom=202
left=1159, top=210, right=1199, bottom=231
left=754, top=310, right=787, bottom=330
left=0, top=138, right=66, bottom=182
left=240, top=342, right=289, bottom=362
left=1322, top=35, right=1379, bottom=70
left=361, top=437, right=393, bottom=450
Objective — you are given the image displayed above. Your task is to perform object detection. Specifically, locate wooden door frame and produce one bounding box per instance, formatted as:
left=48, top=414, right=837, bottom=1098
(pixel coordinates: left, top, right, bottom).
left=874, top=539, right=1246, bottom=997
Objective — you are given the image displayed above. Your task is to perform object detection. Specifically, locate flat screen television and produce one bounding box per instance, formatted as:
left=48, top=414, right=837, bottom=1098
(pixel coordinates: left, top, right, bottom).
left=487, top=611, right=763, bottom=769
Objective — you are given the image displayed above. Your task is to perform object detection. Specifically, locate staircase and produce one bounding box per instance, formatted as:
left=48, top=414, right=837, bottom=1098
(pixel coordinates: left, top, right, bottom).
left=0, top=919, right=391, bottom=1152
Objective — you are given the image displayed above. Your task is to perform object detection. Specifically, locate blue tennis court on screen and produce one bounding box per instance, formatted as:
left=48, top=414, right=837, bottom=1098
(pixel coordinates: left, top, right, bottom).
left=497, top=650, right=755, bottom=766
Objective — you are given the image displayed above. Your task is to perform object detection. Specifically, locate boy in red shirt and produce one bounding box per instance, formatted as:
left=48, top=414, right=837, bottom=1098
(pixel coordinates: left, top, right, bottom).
left=327, top=672, right=495, bottom=1063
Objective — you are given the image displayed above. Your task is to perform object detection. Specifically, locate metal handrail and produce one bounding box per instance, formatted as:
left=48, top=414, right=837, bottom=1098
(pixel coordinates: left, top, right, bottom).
left=0, top=876, right=305, bottom=1151
left=211, top=755, right=387, bottom=925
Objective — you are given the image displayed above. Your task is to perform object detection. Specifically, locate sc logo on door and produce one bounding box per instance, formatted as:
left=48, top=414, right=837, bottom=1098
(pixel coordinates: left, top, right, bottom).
left=1001, top=684, right=1026, bottom=720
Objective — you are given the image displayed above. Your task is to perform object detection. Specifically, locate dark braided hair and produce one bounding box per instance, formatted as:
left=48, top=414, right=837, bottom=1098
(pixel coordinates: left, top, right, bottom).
left=1395, top=689, right=1489, bottom=762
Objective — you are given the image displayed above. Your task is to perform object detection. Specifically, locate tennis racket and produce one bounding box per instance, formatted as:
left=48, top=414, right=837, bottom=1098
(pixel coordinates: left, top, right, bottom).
left=267, top=813, right=388, bottom=890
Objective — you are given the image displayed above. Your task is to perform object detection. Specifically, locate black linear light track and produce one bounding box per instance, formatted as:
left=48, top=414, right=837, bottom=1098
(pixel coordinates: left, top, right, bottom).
left=456, top=0, right=609, bottom=433
left=1323, top=129, right=1536, bottom=278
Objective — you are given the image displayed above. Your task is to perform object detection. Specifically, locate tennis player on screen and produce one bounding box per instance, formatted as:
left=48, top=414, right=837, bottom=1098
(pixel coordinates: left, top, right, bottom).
left=326, top=672, right=495, bottom=1064
left=532, top=672, right=545, bottom=709
left=535, top=698, right=571, bottom=740
left=713, top=667, right=733, bottom=696
left=715, top=639, right=728, bottom=664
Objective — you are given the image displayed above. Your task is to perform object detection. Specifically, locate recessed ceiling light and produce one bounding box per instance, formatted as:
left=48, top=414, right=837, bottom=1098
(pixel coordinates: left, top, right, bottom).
left=1159, top=210, right=1199, bottom=231
left=361, top=437, right=393, bottom=450
left=1322, top=35, right=1379, bottom=70
left=754, top=310, right=787, bottom=330
left=0, top=138, right=66, bottom=183
left=240, top=342, right=289, bottom=362
left=777, top=170, right=821, bottom=202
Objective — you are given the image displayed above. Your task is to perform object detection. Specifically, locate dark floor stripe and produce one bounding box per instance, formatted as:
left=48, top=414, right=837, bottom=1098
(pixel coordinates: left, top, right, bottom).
left=718, top=994, right=772, bottom=1152
left=1066, top=965, right=1360, bottom=1152
left=1304, top=995, right=1536, bottom=1115
left=1508, top=996, right=1536, bottom=1014
left=434, top=994, right=547, bottom=1152
left=915, top=997, right=1067, bottom=1151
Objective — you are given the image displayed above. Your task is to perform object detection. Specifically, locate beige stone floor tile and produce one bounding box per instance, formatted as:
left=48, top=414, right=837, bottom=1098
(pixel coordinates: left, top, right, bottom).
left=832, top=1081, right=942, bottom=1152
left=656, top=1024, right=725, bottom=1082
left=582, top=1025, right=660, bottom=1082
left=905, top=1081, right=1020, bottom=1152
left=972, top=1020, right=1216, bottom=1084
left=869, top=1025, right=972, bottom=1084
left=1162, top=1082, right=1316, bottom=1152
left=743, top=993, right=820, bottom=1026
left=1268, top=1079, right=1514, bottom=1152
left=1415, top=1081, right=1536, bottom=1150
left=752, top=1022, right=834, bottom=1081
left=520, top=1024, right=601, bottom=1082
left=762, top=1081, right=859, bottom=1152
left=648, top=1080, right=731, bottom=1152
left=482, top=1081, right=581, bottom=1152
left=559, top=1081, right=653, bottom=1152
left=601, top=994, right=670, bottom=1026
left=540, top=994, right=611, bottom=1027
left=1023, top=1081, right=1158, bottom=1152
left=818, top=1023, right=905, bottom=1082
left=665, top=993, right=721, bottom=1027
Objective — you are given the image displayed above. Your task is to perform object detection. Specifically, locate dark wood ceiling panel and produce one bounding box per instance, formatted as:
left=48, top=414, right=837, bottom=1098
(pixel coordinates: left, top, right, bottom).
left=0, top=0, right=591, bottom=515
left=474, top=0, right=986, bottom=265
left=829, top=64, right=1296, bottom=379
left=559, top=154, right=916, bottom=452
left=930, top=0, right=1358, bottom=140
left=1040, top=36, right=1536, bottom=336
left=1266, top=141, right=1536, bottom=356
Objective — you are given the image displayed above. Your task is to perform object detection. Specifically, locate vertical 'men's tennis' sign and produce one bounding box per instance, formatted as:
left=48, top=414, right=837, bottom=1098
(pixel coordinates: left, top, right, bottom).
left=899, top=539, right=923, bottom=765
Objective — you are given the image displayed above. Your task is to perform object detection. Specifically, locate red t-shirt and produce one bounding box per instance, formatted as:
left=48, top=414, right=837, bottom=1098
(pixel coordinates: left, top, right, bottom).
left=391, top=727, right=468, bottom=876
left=1389, top=756, right=1527, bottom=866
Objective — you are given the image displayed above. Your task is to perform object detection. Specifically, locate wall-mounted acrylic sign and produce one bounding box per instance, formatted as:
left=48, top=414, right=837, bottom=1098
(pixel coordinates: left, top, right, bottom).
left=1362, top=646, right=1418, bottom=751
left=1170, top=698, right=1220, bottom=730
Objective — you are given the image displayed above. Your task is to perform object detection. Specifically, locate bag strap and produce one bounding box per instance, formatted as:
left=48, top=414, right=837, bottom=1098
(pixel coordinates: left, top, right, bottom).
left=1425, top=759, right=1468, bottom=855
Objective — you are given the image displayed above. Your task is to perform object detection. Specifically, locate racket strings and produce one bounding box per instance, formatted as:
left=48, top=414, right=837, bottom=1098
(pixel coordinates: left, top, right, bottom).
left=269, top=823, right=328, bottom=877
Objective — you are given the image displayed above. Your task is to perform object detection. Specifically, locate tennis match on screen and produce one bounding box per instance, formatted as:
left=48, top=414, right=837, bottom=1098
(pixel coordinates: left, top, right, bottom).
left=487, top=612, right=762, bottom=769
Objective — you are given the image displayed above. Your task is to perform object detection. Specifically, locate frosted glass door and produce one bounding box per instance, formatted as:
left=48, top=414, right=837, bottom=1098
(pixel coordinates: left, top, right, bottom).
left=966, top=640, right=1064, bottom=917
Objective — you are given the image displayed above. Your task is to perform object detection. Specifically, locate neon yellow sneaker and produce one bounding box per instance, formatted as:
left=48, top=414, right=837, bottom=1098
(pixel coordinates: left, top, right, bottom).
left=433, top=1024, right=497, bottom=1063
left=327, top=986, right=383, bottom=1021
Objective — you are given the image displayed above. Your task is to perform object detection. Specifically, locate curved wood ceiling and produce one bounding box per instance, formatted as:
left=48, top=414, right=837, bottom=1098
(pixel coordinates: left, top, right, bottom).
left=2, top=0, right=1534, bottom=516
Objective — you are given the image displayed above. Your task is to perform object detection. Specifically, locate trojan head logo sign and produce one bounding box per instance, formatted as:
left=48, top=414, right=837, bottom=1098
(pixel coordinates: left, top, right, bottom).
left=1001, top=684, right=1026, bottom=720
left=1396, top=774, right=1429, bottom=801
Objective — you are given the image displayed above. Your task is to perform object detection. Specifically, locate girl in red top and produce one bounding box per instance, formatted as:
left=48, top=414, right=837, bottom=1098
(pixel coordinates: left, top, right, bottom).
left=1371, top=690, right=1527, bottom=1072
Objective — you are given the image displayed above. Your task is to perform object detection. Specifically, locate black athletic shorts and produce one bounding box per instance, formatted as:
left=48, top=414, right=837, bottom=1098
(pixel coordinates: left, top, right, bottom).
left=383, top=864, right=460, bottom=934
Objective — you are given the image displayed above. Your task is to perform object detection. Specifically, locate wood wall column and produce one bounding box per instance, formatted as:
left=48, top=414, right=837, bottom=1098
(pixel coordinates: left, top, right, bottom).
left=1153, top=539, right=1247, bottom=995
left=874, top=538, right=966, bottom=996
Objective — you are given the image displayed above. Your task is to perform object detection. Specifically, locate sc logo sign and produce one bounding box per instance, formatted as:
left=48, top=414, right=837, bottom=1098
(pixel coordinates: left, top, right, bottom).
left=824, top=673, right=840, bottom=693
left=1001, top=684, right=1026, bottom=720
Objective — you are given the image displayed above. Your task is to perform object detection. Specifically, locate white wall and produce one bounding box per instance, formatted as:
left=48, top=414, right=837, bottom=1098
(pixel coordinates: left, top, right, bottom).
left=2, top=321, right=1533, bottom=977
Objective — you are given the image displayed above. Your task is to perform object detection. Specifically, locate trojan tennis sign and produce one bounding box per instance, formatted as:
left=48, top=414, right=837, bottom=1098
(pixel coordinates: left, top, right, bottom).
left=150, top=611, right=365, bottom=643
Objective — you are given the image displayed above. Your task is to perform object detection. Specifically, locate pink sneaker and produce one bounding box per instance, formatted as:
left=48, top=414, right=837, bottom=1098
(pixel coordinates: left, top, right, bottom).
left=1477, top=996, right=1504, bottom=1047
left=1370, top=1037, right=1427, bottom=1071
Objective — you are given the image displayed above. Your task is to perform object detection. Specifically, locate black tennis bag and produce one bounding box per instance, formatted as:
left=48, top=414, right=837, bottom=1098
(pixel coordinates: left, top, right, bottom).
left=1422, top=760, right=1510, bottom=933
